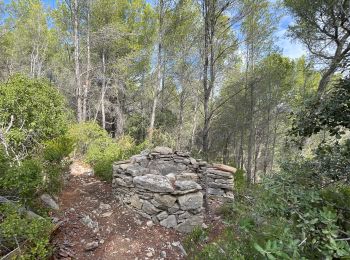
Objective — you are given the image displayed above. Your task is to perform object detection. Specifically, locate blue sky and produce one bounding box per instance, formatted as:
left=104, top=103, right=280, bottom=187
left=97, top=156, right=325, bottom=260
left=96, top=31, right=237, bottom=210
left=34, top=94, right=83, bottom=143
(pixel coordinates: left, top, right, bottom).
left=4, top=0, right=306, bottom=59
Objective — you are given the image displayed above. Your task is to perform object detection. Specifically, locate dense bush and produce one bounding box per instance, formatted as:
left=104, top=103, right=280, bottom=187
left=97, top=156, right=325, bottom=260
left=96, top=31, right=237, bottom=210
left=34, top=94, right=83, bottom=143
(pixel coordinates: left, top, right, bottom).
left=0, top=75, right=70, bottom=158
left=0, top=75, right=72, bottom=258
left=0, top=204, right=53, bottom=259
left=68, top=122, right=148, bottom=181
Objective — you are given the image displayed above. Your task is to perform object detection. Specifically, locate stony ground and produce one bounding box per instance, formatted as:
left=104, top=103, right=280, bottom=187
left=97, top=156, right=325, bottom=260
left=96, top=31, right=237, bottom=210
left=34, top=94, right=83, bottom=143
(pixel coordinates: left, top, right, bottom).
left=51, top=161, right=187, bottom=260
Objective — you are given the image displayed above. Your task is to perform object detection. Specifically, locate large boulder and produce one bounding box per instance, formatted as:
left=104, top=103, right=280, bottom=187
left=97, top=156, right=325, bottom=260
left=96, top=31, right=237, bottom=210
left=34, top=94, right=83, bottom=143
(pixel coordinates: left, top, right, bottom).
left=133, top=174, right=174, bottom=193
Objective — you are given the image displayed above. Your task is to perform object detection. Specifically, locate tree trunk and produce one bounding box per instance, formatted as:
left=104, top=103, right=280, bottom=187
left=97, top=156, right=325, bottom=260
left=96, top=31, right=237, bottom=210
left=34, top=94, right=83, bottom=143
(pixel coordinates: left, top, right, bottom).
left=73, top=0, right=82, bottom=122
left=190, top=90, right=199, bottom=151
left=82, top=0, right=91, bottom=122
left=101, top=49, right=106, bottom=129
left=148, top=0, right=164, bottom=141
left=177, top=88, right=185, bottom=150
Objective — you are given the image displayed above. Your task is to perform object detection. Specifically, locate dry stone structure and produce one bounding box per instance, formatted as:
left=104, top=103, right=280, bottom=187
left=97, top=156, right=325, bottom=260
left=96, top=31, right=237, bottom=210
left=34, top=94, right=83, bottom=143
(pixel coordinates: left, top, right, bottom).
left=112, top=146, right=235, bottom=233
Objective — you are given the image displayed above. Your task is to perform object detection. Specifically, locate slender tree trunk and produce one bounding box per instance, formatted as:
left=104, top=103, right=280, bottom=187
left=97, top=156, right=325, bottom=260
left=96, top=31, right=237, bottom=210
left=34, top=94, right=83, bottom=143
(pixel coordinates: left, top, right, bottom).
left=101, top=49, right=106, bottom=129
left=148, top=0, right=164, bottom=141
left=177, top=88, right=185, bottom=150
left=239, top=127, right=244, bottom=169
left=73, top=0, right=82, bottom=122
left=190, top=90, right=199, bottom=151
left=202, top=0, right=210, bottom=161
left=83, top=0, right=91, bottom=122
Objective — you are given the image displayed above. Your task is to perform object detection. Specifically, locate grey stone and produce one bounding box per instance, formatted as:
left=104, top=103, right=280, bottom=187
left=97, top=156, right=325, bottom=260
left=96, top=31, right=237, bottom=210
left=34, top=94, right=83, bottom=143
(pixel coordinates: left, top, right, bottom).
left=175, top=180, right=201, bottom=191
left=168, top=203, right=180, bottom=214
left=166, top=173, right=176, bottom=182
left=207, top=187, right=224, bottom=196
left=40, top=193, right=59, bottom=210
left=153, top=146, right=173, bottom=154
left=130, top=194, right=143, bottom=209
left=189, top=158, right=197, bottom=165
left=138, top=211, right=152, bottom=219
left=157, top=211, right=168, bottom=221
left=133, top=174, right=174, bottom=193
left=178, top=192, right=203, bottom=210
left=119, top=163, right=130, bottom=170
left=208, top=182, right=233, bottom=191
left=154, top=194, right=177, bottom=208
left=160, top=215, right=177, bottom=228
left=207, top=169, right=233, bottom=179
left=178, top=212, right=192, bottom=220
left=175, top=215, right=203, bottom=233
left=142, top=200, right=161, bottom=215
left=149, top=161, right=180, bottom=175
left=160, top=250, right=167, bottom=258
left=99, top=202, right=111, bottom=210
left=215, top=179, right=233, bottom=185
left=114, top=178, right=134, bottom=188
left=126, top=165, right=149, bottom=176
left=81, top=215, right=98, bottom=229
left=85, top=241, right=99, bottom=251
left=176, top=172, right=198, bottom=181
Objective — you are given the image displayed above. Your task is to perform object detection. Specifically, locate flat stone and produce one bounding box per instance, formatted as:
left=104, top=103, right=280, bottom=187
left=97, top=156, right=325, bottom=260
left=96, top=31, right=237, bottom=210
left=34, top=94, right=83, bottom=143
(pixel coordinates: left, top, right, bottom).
left=176, top=215, right=203, bottom=233
left=153, top=146, right=173, bottom=155
left=175, top=180, right=201, bottom=191
left=207, top=169, right=233, bottom=179
left=176, top=172, right=198, bottom=181
left=102, top=211, right=113, bottom=217
left=212, top=163, right=237, bottom=173
left=157, top=211, right=169, bottom=221
left=119, top=163, right=130, bottom=170
left=178, top=192, right=203, bottom=210
left=160, top=215, right=177, bottom=228
left=154, top=194, right=177, bottom=208
left=40, top=194, right=59, bottom=210
left=208, top=187, right=224, bottom=196
left=142, top=200, right=161, bottom=215
left=134, top=174, right=174, bottom=193
left=126, top=165, right=149, bottom=176
left=208, top=182, right=233, bottom=191
left=215, top=179, right=233, bottom=185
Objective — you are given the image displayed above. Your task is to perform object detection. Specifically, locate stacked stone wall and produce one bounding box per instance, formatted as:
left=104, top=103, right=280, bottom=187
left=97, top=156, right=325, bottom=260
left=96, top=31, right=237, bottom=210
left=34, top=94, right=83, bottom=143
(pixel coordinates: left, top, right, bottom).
left=112, top=147, right=235, bottom=233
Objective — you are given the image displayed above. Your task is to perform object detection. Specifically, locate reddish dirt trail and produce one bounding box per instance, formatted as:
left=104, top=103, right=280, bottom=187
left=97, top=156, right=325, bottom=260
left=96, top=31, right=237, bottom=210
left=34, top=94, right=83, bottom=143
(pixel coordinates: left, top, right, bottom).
left=51, top=161, right=185, bottom=260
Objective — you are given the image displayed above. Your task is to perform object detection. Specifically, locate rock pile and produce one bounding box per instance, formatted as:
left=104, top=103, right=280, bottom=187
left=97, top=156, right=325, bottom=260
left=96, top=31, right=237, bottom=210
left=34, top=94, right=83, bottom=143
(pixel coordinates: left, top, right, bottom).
left=112, top=147, right=235, bottom=233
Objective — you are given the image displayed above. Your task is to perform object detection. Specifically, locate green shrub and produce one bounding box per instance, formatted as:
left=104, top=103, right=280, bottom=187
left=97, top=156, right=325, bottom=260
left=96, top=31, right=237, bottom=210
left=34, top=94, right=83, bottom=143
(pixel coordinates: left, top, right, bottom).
left=2, top=159, right=43, bottom=201
left=0, top=74, right=69, bottom=157
left=69, top=122, right=148, bottom=181
left=184, top=226, right=209, bottom=254
left=68, top=122, right=109, bottom=155
left=0, top=204, right=53, bottom=259
left=43, top=135, right=74, bottom=163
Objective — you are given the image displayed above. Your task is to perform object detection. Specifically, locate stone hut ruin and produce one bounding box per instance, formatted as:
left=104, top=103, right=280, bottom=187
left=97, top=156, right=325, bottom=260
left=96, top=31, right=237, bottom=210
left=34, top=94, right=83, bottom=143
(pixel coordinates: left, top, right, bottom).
left=112, top=146, right=235, bottom=233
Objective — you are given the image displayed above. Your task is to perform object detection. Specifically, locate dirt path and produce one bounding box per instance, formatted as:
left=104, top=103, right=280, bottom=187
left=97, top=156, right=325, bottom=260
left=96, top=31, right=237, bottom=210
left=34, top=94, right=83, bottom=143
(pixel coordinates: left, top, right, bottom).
left=51, top=161, right=185, bottom=260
